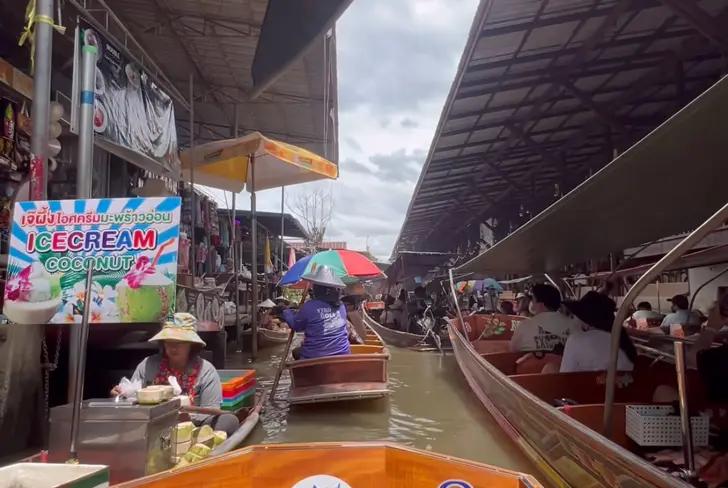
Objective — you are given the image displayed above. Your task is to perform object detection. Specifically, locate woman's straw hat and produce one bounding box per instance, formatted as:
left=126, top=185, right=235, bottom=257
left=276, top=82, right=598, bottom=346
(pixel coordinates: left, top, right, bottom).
left=149, top=313, right=206, bottom=346
left=259, top=299, right=276, bottom=308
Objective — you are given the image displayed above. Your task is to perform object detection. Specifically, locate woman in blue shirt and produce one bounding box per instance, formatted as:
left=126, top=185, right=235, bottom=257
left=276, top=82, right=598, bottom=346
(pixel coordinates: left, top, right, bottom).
left=282, top=265, right=351, bottom=360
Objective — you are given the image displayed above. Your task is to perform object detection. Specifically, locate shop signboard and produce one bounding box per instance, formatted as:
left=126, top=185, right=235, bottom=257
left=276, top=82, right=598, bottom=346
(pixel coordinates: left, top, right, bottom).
left=71, top=20, right=180, bottom=177
left=3, top=196, right=181, bottom=324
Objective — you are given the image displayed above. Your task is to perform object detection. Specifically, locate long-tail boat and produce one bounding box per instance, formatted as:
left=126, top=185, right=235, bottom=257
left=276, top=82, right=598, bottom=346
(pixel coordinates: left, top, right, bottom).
left=361, top=305, right=425, bottom=348
left=286, top=325, right=390, bottom=404
left=115, top=442, right=543, bottom=487
left=446, top=72, right=728, bottom=487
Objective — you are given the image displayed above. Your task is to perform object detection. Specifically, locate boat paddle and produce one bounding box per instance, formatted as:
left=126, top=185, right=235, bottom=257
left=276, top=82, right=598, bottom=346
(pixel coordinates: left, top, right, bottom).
left=269, top=285, right=309, bottom=402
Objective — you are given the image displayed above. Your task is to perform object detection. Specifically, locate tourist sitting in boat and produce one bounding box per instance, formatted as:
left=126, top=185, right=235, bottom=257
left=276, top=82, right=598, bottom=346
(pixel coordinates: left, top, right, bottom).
left=342, top=295, right=365, bottom=345
left=282, top=265, right=351, bottom=360
left=386, top=289, right=407, bottom=330
left=500, top=300, right=515, bottom=315
left=509, top=284, right=581, bottom=352
left=660, top=294, right=703, bottom=335
left=110, top=313, right=240, bottom=436
left=515, top=292, right=533, bottom=317
left=259, top=299, right=285, bottom=331
left=631, top=301, right=661, bottom=321
left=560, top=291, right=636, bottom=373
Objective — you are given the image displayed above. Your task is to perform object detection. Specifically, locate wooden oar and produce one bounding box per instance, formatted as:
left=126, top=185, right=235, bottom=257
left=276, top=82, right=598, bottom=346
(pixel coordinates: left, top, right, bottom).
left=269, top=284, right=309, bottom=401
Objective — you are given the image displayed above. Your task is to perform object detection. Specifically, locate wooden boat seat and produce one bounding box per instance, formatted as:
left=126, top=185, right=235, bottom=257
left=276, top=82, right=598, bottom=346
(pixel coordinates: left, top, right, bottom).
left=472, top=339, right=511, bottom=355
left=509, top=359, right=706, bottom=406
left=351, top=344, right=387, bottom=355
left=479, top=351, right=562, bottom=375
left=557, top=403, right=632, bottom=449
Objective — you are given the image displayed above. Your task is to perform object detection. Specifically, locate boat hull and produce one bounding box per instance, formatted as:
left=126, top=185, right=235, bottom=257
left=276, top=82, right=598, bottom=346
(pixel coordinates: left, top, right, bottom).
left=361, top=307, right=425, bottom=348
left=448, top=322, right=687, bottom=488
left=115, top=441, right=543, bottom=487
left=287, top=341, right=390, bottom=404
left=257, top=328, right=290, bottom=347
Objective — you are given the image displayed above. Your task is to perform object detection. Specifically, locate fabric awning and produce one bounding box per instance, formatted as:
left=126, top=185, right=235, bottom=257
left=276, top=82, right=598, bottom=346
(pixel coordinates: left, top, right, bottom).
left=456, top=74, right=728, bottom=275
left=180, top=131, right=339, bottom=192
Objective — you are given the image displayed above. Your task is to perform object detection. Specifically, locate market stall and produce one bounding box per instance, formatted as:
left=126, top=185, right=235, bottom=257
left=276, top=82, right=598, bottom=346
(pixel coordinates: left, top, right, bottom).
left=180, top=131, right=339, bottom=358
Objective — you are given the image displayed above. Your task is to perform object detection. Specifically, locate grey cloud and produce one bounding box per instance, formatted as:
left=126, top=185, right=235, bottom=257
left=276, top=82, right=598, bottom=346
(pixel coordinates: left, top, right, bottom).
left=342, top=158, right=373, bottom=175
left=400, top=118, right=419, bottom=128
left=379, top=117, right=391, bottom=128
left=337, top=0, right=477, bottom=114
left=344, top=137, right=362, bottom=152
left=367, top=148, right=426, bottom=183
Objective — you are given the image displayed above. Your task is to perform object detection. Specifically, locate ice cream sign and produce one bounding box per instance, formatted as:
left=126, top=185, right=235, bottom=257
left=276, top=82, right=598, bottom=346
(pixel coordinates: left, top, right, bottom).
left=4, top=197, right=181, bottom=324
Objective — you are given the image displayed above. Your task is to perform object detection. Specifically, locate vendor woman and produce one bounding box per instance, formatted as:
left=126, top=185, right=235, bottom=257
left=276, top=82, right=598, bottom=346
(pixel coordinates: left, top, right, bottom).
left=110, top=313, right=239, bottom=436
left=282, top=265, right=351, bottom=360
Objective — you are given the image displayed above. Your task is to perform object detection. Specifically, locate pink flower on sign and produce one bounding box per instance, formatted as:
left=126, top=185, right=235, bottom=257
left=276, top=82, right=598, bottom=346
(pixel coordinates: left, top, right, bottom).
left=124, top=256, right=156, bottom=289
left=5, top=264, right=33, bottom=301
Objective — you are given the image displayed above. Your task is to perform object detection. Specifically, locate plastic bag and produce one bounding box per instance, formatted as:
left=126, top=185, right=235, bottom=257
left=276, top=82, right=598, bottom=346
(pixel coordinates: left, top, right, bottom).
left=118, top=376, right=142, bottom=400
left=168, top=376, right=183, bottom=396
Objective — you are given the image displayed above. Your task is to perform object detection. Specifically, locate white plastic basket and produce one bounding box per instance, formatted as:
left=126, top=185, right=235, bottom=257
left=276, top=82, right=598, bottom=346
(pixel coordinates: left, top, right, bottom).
left=625, top=405, right=709, bottom=447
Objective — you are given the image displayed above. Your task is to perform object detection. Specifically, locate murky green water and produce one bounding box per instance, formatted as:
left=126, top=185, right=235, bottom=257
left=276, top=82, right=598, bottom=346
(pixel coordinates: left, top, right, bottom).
left=230, top=343, right=536, bottom=475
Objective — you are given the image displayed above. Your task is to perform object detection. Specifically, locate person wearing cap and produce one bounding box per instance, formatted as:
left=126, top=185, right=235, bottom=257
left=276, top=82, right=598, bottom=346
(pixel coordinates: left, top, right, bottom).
left=509, top=284, right=581, bottom=352
left=560, top=291, right=637, bottom=373
left=110, top=313, right=239, bottom=436
left=258, top=298, right=280, bottom=330
left=515, top=292, right=532, bottom=317
left=660, top=294, right=702, bottom=335
left=281, top=265, right=351, bottom=360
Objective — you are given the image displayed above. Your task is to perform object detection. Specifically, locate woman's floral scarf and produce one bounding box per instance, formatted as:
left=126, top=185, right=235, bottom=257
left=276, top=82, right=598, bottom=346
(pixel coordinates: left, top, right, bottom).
left=153, top=356, right=202, bottom=402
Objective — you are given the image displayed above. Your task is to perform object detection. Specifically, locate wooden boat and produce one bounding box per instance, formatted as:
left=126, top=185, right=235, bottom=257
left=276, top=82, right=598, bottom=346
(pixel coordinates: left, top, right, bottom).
left=286, top=326, right=390, bottom=404
left=116, top=441, right=543, bottom=487
left=361, top=305, right=425, bottom=348
left=257, top=327, right=290, bottom=347
left=448, top=315, right=717, bottom=487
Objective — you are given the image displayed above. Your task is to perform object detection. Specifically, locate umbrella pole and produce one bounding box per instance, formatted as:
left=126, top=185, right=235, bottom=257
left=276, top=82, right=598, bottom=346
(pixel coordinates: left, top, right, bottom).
left=250, top=155, right=258, bottom=359
left=232, top=192, right=240, bottom=350
left=280, top=186, right=285, bottom=271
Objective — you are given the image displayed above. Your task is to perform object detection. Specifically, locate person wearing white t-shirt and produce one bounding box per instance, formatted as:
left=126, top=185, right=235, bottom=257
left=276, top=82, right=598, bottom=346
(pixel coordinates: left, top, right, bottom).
left=509, top=284, right=581, bottom=352
left=631, top=301, right=662, bottom=321
left=560, top=291, right=637, bottom=373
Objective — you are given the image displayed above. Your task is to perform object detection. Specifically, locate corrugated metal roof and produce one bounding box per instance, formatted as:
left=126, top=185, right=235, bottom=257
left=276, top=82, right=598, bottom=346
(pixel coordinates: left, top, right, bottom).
left=395, top=0, right=728, bottom=257
left=455, top=73, right=728, bottom=275
left=104, top=0, right=340, bottom=161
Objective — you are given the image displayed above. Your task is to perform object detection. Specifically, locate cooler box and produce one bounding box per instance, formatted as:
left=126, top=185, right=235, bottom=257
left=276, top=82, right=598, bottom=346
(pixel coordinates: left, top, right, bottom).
left=0, top=463, right=109, bottom=488
left=219, top=369, right=256, bottom=411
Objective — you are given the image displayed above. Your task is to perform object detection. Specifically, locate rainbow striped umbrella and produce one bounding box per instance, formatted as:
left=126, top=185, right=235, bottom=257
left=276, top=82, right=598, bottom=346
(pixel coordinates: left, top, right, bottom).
left=278, top=250, right=384, bottom=287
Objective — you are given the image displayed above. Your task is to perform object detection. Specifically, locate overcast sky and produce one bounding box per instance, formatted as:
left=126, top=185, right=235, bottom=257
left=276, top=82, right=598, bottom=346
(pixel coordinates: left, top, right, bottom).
left=213, top=0, right=478, bottom=261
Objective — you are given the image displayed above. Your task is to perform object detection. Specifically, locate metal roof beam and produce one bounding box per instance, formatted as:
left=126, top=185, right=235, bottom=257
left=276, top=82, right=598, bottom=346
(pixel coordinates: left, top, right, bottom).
left=466, top=27, right=695, bottom=75
left=659, top=0, right=728, bottom=53
left=557, top=78, right=627, bottom=133
left=148, top=0, right=232, bottom=126
left=477, top=1, right=660, bottom=39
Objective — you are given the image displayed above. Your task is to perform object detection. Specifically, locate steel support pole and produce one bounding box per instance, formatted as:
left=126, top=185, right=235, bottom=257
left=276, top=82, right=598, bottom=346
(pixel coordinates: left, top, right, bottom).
left=189, top=74, right=196, bottom=281
left=69, top=267, right=94, bottom=462
left=29, top=0, right=54, bottom=201
left=68, top=42, right=97, bottom=404
left=674, top=341, right=696, bottom=478
left=250, top=156, right=258, bottom=359
left=76, top=45, right=96, bottom=197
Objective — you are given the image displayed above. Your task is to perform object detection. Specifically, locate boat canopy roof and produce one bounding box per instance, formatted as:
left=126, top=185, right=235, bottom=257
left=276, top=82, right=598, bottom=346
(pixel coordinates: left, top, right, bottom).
left=456, top=74, right=728, bottom=276
left=388, top=251, right=457, bottom=284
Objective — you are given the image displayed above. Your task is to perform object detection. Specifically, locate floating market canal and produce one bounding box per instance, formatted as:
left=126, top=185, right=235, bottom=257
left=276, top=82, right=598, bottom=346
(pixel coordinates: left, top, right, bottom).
left=233, top=344, right=536, bottom=474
